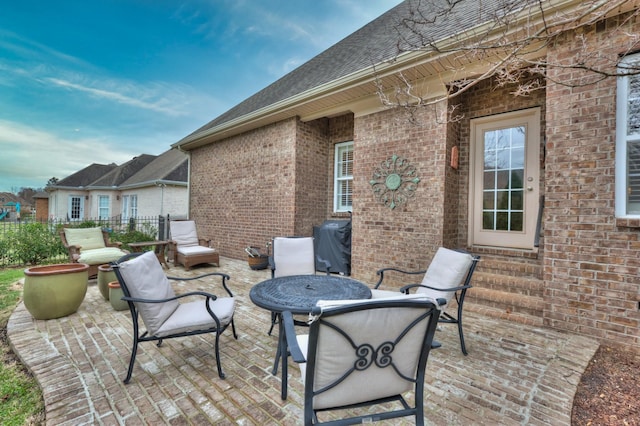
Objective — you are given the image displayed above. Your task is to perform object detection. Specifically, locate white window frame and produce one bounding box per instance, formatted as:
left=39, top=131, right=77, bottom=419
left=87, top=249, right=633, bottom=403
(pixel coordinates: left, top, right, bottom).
left=122, top=194, right=138, bottom=222
left=130, top=195, right=138, bottom=217
left=333, top=141, right=354, bottom=213
left=616, top=52, right=640, bottom=217
left=98, top=195, right=110, bottom=219
left=68, top=195, right=84, bottom=221
left=122, top=195, right=130, bottom=221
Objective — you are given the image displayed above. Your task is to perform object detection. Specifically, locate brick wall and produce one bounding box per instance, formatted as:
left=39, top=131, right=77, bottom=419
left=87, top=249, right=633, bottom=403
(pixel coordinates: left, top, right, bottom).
left=352, top=105, right=449, bottom=285
left=189, top=115, right=351, bottom=259
left=294, top=118, right=330, bottom=234
left=189, top=118, right=299, bottom=258
left=544, top=13, right=640, bottom=346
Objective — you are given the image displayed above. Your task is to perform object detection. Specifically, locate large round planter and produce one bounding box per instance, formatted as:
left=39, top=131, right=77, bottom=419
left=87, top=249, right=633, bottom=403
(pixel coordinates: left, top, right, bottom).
left=23, top=263, right=89, bottom=320
left=97, top=264, right=116, bottom=301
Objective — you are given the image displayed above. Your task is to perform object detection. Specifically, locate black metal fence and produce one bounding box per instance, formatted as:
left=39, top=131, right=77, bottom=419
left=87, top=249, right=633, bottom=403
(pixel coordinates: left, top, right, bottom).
left=0, top=215, right=169, bottom=269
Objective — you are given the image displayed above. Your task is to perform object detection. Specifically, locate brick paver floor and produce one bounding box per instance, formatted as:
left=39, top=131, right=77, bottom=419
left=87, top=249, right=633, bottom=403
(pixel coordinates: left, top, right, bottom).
left=8, top=256, right=599, bottom=425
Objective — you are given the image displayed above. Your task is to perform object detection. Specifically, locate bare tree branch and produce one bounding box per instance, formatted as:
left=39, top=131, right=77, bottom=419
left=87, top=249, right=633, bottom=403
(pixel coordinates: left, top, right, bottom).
left=376, top=0, right=640, bottom=116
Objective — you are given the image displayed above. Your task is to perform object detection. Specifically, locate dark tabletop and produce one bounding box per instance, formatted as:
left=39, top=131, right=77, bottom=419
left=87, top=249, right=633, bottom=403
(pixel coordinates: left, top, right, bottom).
left=250, top=275, right=371, bottom=314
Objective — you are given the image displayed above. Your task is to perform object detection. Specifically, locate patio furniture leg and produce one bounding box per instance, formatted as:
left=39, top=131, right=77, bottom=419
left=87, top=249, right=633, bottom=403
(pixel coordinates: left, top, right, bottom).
left=124, top=338, right=139, bottom=384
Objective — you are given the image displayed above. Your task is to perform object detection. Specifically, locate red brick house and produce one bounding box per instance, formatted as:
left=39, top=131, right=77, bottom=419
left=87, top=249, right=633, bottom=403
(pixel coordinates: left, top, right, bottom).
left=174, top=0, right=640, bottom=347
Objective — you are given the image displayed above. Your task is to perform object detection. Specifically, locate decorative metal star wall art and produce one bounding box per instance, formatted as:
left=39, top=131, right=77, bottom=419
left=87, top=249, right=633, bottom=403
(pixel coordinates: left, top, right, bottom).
left=369, top=154, right=420, bottom=209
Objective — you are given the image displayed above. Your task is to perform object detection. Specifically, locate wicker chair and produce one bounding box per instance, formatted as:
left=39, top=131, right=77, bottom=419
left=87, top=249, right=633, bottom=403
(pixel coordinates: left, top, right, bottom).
left=59, top=226, right=128, bottom=278
left=167, top=220, right=219, bottom=270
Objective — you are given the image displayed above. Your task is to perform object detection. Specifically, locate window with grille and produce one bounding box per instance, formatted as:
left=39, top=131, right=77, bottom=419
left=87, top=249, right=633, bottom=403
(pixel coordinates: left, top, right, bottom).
left=98, top=195, right=110, bottom=219
left=334, top=141, right=353, bottom=213
left=616, top=53, right=640, bottom=216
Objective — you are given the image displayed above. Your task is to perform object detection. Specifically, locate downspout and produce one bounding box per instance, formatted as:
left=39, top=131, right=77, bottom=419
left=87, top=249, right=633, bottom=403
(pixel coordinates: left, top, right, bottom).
left=174, top=146, right=191, bottom=219
left=155, top=182, right=166, bottom=216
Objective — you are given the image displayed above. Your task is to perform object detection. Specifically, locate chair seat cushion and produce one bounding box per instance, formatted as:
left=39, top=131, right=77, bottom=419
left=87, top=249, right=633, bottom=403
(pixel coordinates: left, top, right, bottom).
left=370, top=289, right=401, bottom=299
left=78, top=247, right=127, bottom=265
left=156, top=297, right=235, bottom=337
left=177, top=245, right=217, bottom=256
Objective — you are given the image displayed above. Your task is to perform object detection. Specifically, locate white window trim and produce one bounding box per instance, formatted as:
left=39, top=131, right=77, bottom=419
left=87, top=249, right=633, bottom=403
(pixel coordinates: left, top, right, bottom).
left=333, top=141, right=354, bottom=213
left=615, top=52, right=640, bottom=218
left=98, top=195, right=110, bottom=219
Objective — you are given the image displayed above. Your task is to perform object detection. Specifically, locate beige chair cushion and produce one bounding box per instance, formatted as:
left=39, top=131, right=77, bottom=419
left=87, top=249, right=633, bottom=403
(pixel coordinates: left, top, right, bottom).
left=177, top=245, right=217, bottom=256
left=301, top=299, right=432, bottom=410
left=170, top=221, right=200, bottom=247
left=78, top=247, right=129, bottom=265
left=273, top=237, right=315, bottom=277
left=417, top=248, right=473, bottom=302
left=156, top=297, right=235, bottom=337
left=117, top=251, right=179, bottom=336
left=64, top=227, right=106, bottom=250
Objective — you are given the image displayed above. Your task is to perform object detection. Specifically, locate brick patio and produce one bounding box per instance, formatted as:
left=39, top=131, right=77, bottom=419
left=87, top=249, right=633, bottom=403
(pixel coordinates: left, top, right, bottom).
left=8, top=256, right=599, bottom=425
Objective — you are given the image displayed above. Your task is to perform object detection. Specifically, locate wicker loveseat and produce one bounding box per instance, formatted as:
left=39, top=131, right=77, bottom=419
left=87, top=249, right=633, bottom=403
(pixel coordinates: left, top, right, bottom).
left=60, top=227, right=128, bottom=278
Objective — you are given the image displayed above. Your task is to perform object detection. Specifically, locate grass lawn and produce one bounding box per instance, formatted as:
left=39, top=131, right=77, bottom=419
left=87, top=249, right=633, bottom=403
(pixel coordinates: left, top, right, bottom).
left=0, top=268, right=44, bottom=425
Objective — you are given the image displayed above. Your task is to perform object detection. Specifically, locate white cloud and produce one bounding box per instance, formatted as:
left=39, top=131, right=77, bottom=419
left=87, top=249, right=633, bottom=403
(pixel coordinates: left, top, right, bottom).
left=0, top=120, right=137, bottom=190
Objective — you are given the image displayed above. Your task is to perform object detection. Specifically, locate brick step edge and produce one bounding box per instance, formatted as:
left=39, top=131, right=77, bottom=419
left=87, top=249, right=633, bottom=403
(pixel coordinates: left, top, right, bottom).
left=476, top=262, right=542, bottom=280
left=465, top=302, right=544, bottom=327
left=465, top=287, right=544, bottom=317
left=472, top=271, right=544, bottom=296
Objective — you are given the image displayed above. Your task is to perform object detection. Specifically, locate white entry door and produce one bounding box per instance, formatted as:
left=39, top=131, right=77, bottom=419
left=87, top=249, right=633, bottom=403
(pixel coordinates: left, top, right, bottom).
left=469, top=108, right=540, bottom=249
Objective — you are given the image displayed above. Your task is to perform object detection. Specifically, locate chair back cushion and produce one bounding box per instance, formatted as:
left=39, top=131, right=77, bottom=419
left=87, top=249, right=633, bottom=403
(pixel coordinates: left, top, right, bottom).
left=273, top=237, right=315, bottom=277
left=64, top=227, right=106, bottom=250
left=308, top=299, right=436, bottom=410
left=418, top=248, right=474, bottom=302
left=117, top=251, right=179, bottom=335
left=170, top=221, right=199, bottom=247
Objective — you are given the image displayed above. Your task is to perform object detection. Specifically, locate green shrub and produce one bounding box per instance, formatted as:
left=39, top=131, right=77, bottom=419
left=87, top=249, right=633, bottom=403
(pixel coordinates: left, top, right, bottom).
left=5, top=223, right=64, bottom=265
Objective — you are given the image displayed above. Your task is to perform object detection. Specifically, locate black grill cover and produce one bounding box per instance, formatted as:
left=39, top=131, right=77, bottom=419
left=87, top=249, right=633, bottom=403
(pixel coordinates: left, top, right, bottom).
left=313, top=220, right=351, bottom=275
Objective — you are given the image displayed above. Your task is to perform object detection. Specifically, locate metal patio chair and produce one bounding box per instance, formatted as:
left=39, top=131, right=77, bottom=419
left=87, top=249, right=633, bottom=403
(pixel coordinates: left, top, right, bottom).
left=373, top=247, right=480, bottom=355
left=111, top=251, right=237, bottom=383
left=283, top=296, right=444, bottom=425
left=266, top=236, right=331, bottom=335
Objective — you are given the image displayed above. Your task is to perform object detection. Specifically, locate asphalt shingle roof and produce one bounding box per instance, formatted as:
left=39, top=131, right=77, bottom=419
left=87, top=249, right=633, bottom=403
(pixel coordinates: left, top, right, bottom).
left=120, top=149, right=188, bottom=187
left=184, top=0, right=517, bottom=140
left=90, top=154, right=157, bottom=187
left=54, top=163, right=118, bottom=188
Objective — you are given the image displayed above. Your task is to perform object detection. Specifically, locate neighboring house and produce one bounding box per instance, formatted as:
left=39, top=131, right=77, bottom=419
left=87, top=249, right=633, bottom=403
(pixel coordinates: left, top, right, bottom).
left=173, top=1, right=640, bottom=347
left=47, top=149, right=188, bottom=222
left=33, top=191, right=49, bottom=221
left=0, top=192, right=30, bottom=220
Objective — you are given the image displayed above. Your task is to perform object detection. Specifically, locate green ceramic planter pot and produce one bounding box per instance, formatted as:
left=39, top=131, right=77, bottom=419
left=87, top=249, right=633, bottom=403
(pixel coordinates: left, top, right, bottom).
left=97, top=264, right=116, bottom=301
left=108, top=281, right=129, bottom=311
left=23, top=263, right=89, bottom=320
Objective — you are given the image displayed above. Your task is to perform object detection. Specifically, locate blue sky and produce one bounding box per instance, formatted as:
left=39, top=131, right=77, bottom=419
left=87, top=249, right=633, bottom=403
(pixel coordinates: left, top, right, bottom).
left=0, top=1, right=402, bottom=193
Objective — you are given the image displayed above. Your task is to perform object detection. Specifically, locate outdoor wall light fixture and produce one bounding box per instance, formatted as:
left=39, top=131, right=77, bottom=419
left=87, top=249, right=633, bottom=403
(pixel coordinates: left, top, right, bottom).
left=369, top=154, right=420, bottom=210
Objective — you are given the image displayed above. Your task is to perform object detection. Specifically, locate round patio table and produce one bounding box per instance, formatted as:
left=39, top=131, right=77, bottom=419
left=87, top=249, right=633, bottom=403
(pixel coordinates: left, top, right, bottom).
left=250, top=274, right=371, bottom=399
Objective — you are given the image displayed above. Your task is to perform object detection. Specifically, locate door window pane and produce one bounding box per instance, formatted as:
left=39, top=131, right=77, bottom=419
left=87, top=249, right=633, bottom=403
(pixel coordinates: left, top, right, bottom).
left=482, top=125, right=526, bottom=231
